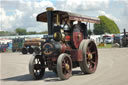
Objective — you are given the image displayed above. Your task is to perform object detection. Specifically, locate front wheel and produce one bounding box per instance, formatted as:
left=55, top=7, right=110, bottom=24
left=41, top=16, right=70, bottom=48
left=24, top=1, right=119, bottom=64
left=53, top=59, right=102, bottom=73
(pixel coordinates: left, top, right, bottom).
left=57, top=53, right=72, bottom=80
left=29, top=55, right=45, bottom=80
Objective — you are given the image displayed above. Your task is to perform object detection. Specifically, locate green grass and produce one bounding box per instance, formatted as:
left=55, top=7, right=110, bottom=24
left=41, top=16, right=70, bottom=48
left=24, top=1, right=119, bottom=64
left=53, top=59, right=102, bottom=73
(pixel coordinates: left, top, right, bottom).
left=98, top=44, right=112, bottom=48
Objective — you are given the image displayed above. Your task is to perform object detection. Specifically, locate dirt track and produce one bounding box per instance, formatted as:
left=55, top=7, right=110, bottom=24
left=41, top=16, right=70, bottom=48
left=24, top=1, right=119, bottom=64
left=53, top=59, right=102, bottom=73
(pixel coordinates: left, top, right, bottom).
left=0, top=48, right=128, bottom=85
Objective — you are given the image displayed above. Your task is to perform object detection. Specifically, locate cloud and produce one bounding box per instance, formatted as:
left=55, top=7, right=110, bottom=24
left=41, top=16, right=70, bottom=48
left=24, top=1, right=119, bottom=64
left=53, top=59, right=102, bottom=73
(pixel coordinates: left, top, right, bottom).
left=113, top=0, right=128, bottom=31
left=0, top=8, right=15, bottom=31
left=56, top=0, right=109, bottom=12
left=98, top=10, right=120, bottom=22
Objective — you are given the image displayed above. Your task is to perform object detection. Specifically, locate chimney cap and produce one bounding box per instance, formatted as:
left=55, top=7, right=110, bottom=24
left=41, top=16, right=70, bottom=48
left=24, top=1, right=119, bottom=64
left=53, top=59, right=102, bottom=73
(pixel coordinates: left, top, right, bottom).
left=46, top=7, right=54, bottom=11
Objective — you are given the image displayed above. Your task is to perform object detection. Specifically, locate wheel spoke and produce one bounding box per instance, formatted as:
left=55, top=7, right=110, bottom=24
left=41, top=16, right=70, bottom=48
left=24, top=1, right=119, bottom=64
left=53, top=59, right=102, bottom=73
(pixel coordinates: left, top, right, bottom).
left=86, top=47, right=90, bottom=54
left=34, top=64, right=41, bottom=70
left=37, top=59, right=39, bottom=64
left=87, top=62, right=90, bottom=68
left=35, top=58, right=38, bottom=64
left=89, top=42, right=93, bottom=48
left=89, top=64, right=93, bottom=69
left=90, top=60, right=96, bottom=65
left=87, top=60, right=95, bottom=69
left=62, top=65, right=65, bottom=68
left=63, top=68, right=67, bottom=74
left=63, top=59, right=66, bottom=63
left=67, top=69, right=71, bottom=73
left=35, top=70, right=37, bottom=73
left=91, top=51, right=96, bottom=54
left=66, top=59, right=69, bottom=64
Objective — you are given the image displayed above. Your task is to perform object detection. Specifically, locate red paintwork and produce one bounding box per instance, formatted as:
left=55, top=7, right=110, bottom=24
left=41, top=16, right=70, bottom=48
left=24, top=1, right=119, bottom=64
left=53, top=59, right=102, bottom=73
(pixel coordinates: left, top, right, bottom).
left=70, top=49, right=83, bottom=61
left=73, top=32, right=83, bottom=48
left=51, top=57, right=57, bottom=61
left=60, top=44, right=71, bottom=53
left=65, top=35, right=71, bottom=41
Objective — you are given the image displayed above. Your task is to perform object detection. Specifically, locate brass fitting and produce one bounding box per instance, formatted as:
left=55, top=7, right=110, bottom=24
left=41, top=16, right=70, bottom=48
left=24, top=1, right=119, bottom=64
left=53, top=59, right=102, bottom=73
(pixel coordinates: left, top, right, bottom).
left=46, top=7, right=54, bottom=11
left=88, top=53, right=93, bottom=60
left=65, top=64, right=70, bottom=70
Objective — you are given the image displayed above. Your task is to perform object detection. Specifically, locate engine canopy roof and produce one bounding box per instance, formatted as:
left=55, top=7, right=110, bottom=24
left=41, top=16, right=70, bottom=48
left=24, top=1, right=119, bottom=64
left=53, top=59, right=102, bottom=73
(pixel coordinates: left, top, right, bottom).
left=37, top=10, right=100, bottom=24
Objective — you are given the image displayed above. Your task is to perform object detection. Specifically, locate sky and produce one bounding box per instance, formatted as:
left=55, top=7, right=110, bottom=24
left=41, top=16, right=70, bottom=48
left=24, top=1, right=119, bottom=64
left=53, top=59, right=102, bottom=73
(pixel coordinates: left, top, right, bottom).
left=0, top=0, right=128, bottom=32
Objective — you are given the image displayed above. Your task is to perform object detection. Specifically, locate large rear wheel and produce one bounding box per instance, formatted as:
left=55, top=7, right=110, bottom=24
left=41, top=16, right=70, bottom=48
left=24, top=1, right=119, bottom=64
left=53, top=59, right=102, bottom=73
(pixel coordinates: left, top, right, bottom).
left=57, top=53, right=72, bottom=80
left=79, top=39, right=98, bottom=74
left=29, top=55, right=45, bottom=80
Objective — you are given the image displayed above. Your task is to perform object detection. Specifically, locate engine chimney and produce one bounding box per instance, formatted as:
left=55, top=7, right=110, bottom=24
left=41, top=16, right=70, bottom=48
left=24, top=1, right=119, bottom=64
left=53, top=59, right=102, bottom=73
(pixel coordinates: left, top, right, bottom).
left=124, top=28, right=126, bottom=37
left=46, top=7, right=54, bottom=35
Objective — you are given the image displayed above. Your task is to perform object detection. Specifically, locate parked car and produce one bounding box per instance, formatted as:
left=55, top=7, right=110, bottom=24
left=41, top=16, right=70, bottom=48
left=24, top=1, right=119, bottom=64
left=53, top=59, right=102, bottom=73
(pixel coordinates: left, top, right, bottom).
left=105, top=37, right=113, bottom=44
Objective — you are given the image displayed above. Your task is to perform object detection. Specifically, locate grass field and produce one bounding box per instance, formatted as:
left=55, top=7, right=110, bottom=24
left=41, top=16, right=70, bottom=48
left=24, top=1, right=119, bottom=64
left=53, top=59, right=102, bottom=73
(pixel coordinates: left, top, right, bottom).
left=97, top=44, right=112, bottom=48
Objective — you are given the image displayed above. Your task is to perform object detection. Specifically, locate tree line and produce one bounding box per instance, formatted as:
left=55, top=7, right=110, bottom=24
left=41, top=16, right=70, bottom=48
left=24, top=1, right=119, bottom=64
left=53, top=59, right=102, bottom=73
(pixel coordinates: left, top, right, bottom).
left=0, top=28, right=48, bottom=36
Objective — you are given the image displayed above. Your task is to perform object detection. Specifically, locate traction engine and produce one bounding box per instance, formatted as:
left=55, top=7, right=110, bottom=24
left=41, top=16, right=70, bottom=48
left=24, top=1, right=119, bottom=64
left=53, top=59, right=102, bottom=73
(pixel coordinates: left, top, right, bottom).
left=29, top=7, right=100, bottom=80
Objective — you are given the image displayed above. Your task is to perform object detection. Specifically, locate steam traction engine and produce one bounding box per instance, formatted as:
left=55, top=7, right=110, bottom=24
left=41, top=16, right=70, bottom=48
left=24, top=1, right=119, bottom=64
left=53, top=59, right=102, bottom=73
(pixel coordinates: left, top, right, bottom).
left=29, top=7, right=100, bottom=80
